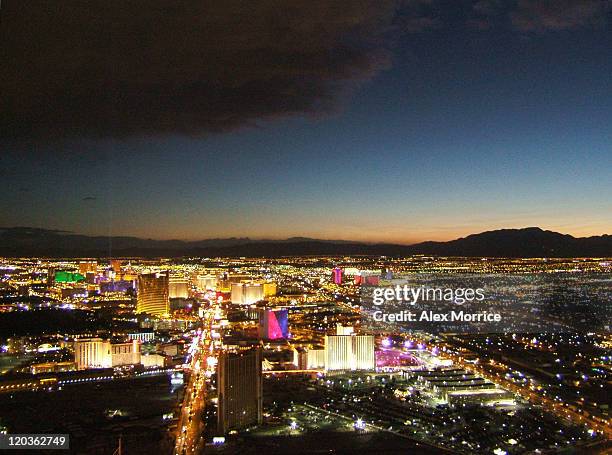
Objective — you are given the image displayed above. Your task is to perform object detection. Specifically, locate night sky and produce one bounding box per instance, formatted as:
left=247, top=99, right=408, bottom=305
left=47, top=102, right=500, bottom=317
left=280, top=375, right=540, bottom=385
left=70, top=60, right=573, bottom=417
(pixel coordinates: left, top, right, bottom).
left=1, top=1, right=611, bottom=243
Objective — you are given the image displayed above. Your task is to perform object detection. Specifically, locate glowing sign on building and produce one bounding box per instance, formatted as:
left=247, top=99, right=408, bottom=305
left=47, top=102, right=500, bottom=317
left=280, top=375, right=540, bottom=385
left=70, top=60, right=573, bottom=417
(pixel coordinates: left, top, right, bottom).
left=54, top=271, right=85, bottom=283
left=259, top=309, right=289, bottom=340
left=332, top=267, right=343, bottom=285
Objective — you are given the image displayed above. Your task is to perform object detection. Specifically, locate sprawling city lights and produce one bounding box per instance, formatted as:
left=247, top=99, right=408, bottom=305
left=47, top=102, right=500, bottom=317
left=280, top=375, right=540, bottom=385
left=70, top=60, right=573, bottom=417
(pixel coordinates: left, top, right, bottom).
left=2, top=1, right=610, bottom=453
left=0, top=257, right=609, bottom=453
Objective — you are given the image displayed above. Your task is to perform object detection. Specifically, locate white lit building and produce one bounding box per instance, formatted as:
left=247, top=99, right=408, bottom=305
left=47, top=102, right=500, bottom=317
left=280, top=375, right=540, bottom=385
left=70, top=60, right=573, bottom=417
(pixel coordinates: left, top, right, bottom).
left=169, top=275, right=190, bottom=299
left=127, top=332, right=155, bottom=343
left=74, top=338, right=141, bottom=370
left=141, top=353, right=166, bottom=368
left=111, top=340, right=141, bottom=366
left=307, top=349, right=325, bottom=369
left=74, top=338, right=111, bottom=370
left=230, top=282, right=264, bottom=305
left=324, top=334, right=375, bottom=372
left=196, top=274, right=217, bottom=291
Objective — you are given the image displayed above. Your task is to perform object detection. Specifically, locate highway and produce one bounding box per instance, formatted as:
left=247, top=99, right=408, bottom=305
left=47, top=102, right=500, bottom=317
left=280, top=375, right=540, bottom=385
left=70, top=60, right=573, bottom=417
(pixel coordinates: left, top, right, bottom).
left=440, top=350, right=612, bottom=440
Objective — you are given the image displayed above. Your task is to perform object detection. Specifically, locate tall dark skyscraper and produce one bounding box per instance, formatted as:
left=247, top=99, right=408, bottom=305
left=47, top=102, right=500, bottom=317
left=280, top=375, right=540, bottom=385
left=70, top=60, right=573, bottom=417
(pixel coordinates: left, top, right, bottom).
left=217, top=348, right=262, bottom=434
left=136, top=272, right=169, bottom=316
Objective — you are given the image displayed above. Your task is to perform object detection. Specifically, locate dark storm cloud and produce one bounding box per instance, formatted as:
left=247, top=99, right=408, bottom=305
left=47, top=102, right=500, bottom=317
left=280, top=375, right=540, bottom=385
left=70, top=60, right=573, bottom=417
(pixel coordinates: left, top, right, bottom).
left=511, top=0, right=612, bottom=32
left=397, top=0, right=441, bottom=32
left=0, top=0, right=399, bottom=142
left=469, top=0, right=611, bottom=32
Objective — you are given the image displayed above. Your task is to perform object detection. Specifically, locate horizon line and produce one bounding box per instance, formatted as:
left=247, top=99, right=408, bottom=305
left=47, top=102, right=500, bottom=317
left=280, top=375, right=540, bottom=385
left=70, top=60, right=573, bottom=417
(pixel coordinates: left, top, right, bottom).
left=1, top=225, right=610, bottom=247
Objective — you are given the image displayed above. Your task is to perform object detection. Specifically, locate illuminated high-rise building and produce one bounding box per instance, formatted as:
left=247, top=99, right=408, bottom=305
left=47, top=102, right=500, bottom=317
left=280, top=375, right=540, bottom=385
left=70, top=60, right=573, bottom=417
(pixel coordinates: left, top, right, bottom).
left=306, top=349, right=325, bottom=369
left=55, top=271, right=85, bottom=283
left=230, top=282, right=264, bottom=305
left=74, top=338, right=141, bottom=369
left=324, top=334, right=375, bottom=372
left=79, top=261, right=97, bottom=275
left=169, top=274, right=190, bottom=299
left=110, top=340, right=141, bottom=366
left=85, top=271, right=96, bottom=284
left=352, top=335, right=375, bottom=370
left=74, top=338, right=111, bottom=369
left=110, top=259, right=122, bottom=274
left=258, top=308, right=289, bottom=340
left=245, top=283, right=264, bottom=303
left=137, top=272, right=169, bottom=316
left=263, top=281, right=277, bottom=297
left=332, top=267, right=343, bottom=285
left=217, top=349, right=262, bottom=434
left=196, top=274, right=217, bottom=291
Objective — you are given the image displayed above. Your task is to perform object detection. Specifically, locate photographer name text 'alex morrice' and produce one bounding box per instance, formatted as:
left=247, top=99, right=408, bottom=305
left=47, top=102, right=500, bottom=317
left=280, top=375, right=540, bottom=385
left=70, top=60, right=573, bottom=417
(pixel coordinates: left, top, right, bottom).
left=371, top=285, right=502, bottom=323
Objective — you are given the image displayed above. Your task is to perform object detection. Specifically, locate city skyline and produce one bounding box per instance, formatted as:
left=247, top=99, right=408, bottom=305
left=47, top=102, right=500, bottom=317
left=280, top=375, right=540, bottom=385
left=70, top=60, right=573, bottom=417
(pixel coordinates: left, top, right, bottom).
left=1, top=1, right=611, bottom=243
left=1, top=2, right=610, bottom=454
left=0, top=255, right=609, bottom=453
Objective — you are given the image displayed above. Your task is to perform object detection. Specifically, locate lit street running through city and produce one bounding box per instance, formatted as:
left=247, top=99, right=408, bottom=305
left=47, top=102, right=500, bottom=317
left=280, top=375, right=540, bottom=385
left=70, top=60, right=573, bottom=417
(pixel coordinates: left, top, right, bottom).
left=439, top=349, right=612, bottom=444
left=2, top=1, right=612, bottom=453
left=175, top=310, right=215, bottom=455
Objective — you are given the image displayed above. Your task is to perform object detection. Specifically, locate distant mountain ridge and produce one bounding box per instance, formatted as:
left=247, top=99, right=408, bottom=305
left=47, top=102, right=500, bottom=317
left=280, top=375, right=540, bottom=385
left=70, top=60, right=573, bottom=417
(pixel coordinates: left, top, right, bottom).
left=409, top=227, right=611, bottom=257
left=0, top=226, right=610, bottom=258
